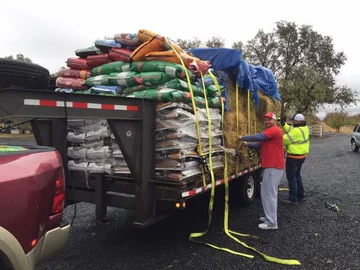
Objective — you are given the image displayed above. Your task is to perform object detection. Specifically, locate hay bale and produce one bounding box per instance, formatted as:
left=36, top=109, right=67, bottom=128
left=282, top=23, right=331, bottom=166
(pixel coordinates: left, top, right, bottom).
left=256, top=91, right=282, bottom=133
left=258, top=91, right=281, bottom=117
left=223, top=81, right=281, bottom=175
left=224, top=80, right=247, bottom=135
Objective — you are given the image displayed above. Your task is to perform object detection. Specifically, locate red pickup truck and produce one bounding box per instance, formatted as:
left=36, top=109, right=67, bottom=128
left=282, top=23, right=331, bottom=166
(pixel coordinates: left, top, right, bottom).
left=0, top=145, right=70, bottom=270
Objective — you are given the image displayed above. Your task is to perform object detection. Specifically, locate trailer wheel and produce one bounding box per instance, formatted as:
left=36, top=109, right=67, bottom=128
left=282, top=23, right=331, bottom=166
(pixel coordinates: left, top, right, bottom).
left=231, top=173, right=257, bottom=207
left=0, top=58, right=50, bottom=90
left=255, top=169, right=263, bottom=197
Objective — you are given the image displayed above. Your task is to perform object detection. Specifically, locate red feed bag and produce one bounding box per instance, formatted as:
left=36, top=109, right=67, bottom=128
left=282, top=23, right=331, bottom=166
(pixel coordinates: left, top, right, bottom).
left=56, top=77, right=87, bottom=90
left=86, top=54, right=111, bottom=68
left=109, top=48, right=132, bottom=63
left=61, top=69, right=92, bottom=79
left=66, top=58, right=88, bottom=70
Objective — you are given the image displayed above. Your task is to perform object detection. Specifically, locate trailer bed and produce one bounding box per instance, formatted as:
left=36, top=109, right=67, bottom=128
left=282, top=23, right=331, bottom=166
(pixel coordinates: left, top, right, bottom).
left=0, top=88, right=262, bottom=227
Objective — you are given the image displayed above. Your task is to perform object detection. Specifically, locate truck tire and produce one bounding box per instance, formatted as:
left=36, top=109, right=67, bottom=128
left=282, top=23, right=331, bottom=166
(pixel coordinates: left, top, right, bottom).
left=0, top=58, right=50, bottom=90
left=0, top=254, right=14, bottom=270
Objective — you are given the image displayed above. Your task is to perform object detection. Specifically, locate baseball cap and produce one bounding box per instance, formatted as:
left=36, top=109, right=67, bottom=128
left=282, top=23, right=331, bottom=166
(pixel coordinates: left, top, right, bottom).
left=264, top=112, right=277, bottom=120
left=293, top=113, right=305, bottom=121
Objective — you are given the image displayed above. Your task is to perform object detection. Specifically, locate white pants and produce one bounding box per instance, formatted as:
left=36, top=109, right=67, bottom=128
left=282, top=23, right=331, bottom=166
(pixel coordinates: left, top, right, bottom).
left=261, top=168, right=284, bottom=227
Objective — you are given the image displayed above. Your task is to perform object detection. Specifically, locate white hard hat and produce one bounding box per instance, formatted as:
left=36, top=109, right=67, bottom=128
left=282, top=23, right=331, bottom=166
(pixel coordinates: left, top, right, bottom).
left=293, top=113, right=305, bottom=121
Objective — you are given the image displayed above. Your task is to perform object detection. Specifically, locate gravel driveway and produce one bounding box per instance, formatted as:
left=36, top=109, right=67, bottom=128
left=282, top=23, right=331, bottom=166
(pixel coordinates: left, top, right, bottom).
left=3, top=134, right=359, bottom=269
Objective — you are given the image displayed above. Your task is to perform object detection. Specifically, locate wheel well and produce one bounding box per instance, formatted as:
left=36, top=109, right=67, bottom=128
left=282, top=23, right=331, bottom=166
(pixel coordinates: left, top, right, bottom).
left=0, top=251, right=14, bottom=270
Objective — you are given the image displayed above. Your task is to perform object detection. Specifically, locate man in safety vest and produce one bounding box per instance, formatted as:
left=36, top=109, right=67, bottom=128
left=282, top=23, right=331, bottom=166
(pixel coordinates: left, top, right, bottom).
left=280, top=113, right=310, bottom=204
left=239, top=112, right=284, bottom=230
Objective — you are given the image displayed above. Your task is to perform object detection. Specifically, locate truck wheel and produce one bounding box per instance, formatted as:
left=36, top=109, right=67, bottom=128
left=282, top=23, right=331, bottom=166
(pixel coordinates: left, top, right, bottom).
left=0, top=58, right=50, bottom=90
left=351, top=139, right=359, bottom=152
left=231, top=173, right=257, bottom=207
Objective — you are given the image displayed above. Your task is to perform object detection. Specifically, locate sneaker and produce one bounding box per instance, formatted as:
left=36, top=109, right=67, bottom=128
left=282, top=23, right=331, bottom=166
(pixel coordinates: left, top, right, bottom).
left=299, top=197, right=308, bottom=202
left=258, top=223, right=278, bottom=230
left=282, top=199, right=299, bottom=205
left=259, top=217, right=266, bottom=222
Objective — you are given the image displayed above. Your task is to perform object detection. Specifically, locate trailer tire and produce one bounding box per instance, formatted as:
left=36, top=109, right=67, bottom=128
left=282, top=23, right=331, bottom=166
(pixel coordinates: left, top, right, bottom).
left=0, top=58, right=50, bottom=90
left=255, top=169, right=263, bottom=197
left=231, top=173, right=257, bottom=207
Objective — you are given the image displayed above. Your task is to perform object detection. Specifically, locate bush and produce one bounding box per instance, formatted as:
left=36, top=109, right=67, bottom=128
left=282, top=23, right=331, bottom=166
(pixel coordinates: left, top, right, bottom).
left=323, top=112, right=348, bottom=132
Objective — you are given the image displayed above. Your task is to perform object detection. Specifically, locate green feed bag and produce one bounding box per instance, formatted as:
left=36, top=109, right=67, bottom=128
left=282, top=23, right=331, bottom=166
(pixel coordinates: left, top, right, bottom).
left=134, top=72, right=172, bottom=86
left=165, top=78, right=214, bottom=97
left=122, top=84, right=153, bottom=94
left=86, top=75, right=111, bottom=86
left=108, top=72, right=137, bottom=87
left=183, top=96, right=222, bottom=108
left=130, top=61, right=195, bottom=81
left=206, top=84, right=224, bottom=97
left=92, top=61, right=131, bottom=76
left=126, top=88, right=185, bottom=103
left=208, top=97, right=222, bottom=108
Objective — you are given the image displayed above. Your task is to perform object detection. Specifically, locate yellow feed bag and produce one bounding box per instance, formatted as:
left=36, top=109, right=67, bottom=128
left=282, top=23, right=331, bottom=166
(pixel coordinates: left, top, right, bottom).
left=131, top=38, right=165, bottom=62
left=137, top=29, right=166, bottom=46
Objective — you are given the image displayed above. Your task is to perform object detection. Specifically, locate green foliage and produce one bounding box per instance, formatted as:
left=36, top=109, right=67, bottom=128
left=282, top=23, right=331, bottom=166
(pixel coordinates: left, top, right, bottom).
left=345, top=114, right=360, bottom=126
left=232, top=41, right=246, bottom=59
left=241, top=21, right=357, bottom=115
left=51, top=66, right=66, bottom=78
left=176, top=36, right=225, bottom=49
left=205, top=36, right=225, bottom=48
left=175, top=37, right=203, bottom=50
left=324, top=112, right=349, bottom=132
left=5, top=54, right=32, bottom=63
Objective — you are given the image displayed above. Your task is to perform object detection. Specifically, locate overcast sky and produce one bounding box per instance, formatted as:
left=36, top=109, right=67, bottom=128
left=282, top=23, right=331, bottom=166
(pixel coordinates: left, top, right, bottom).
left=1, top=0, right=358, bottom=118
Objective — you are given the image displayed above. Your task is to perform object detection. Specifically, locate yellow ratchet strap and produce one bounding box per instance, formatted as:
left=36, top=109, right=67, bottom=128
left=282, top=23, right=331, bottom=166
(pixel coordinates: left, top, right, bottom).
left=199, top=71, right=301, bottom=266
left=188, top=71, right=253, bottom=259
left=168, top=40, right=206, bottom=186
left=235, top=82, right=239, bottom=175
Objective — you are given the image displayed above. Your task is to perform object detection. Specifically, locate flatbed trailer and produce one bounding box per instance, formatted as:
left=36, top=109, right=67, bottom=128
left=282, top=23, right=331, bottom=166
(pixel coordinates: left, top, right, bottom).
left=0, top=87, right=263, bottom=228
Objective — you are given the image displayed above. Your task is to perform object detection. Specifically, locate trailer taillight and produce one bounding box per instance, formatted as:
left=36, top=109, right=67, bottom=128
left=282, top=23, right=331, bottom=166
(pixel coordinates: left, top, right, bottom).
left=175, top=201, right=186, bottom=209
left=52, top=168, right=65, bottom=215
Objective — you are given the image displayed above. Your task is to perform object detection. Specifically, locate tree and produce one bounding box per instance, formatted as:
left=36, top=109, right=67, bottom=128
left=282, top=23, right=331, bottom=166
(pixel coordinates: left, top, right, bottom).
left=51, top=66, right=66, bottom=77
left=323, top=112, right=348, bottom=132
left=232, top=41, right=245, bottom=55
left=348, top=114, right=360, bottom=126
left=242, top=21, right=357, bottom=115
left=176, top=37, right=203, bottom=50
left=205, top=36, right=225, bottom=48
left=175, top=36, right=226, bottom=50
left=5, top=54, right=32, bottom=63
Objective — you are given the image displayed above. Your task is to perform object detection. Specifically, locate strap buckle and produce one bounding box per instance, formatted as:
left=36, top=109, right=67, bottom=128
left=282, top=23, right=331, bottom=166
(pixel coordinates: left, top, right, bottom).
left=200, top=155, right=209, bottom=173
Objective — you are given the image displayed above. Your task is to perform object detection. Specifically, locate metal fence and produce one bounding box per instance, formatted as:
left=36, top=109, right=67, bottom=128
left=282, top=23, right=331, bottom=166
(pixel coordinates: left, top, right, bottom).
left=308, top=124, right=323, bottom=137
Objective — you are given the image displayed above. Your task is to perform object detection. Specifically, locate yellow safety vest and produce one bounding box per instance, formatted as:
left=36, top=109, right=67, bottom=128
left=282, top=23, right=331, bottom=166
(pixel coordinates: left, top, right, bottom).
left=282, top=123, right=310, bottom=155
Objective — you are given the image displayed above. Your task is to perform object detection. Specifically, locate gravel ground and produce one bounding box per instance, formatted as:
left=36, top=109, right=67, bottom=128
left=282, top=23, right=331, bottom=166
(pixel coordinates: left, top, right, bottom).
left=2, top=134, right=359, bottom=269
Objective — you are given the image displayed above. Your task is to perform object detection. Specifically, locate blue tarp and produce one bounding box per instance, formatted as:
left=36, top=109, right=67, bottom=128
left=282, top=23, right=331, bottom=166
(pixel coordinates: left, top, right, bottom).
left=189, top=48, right=281, bottom=105
left=237, top=60, right=280, bottom=102
left=189, top=48, right=242, bottom=74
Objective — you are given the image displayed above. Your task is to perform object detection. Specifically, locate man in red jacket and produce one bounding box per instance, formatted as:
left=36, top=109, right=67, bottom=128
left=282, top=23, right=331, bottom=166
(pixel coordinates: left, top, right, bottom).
left=239, top=112, right=285, bottom=230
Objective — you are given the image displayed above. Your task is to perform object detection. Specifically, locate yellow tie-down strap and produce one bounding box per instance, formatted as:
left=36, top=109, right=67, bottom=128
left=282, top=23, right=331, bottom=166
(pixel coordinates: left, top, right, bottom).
left=189, top=70, right=301, bottom=266
left=166, top=41, right=300, bottom=266
left=167, top=40, right=207, bottom=186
